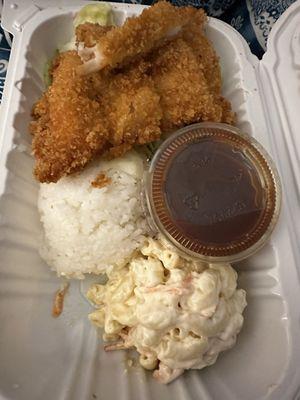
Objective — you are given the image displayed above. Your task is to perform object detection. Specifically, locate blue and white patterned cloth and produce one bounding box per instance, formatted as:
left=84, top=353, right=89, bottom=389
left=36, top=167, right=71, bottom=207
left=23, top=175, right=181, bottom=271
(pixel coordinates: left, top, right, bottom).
left=0, top=0, right=295, bottom=102
left=0, top=17, right=12, bottom=103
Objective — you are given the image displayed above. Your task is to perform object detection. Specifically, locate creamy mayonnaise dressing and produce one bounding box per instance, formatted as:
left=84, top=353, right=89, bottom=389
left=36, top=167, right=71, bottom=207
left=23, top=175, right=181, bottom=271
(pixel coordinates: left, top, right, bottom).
left=87, top=237, right=246, bottom=383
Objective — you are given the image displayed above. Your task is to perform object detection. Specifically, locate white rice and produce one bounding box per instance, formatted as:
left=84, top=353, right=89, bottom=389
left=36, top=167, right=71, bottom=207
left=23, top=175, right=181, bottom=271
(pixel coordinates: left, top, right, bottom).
left=38, top=151, right=150, bottom=279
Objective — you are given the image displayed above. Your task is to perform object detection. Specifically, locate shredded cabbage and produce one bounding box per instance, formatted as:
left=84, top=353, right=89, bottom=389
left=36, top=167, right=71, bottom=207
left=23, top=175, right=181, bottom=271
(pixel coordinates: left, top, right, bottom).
left=74, top=3, right=114, bottom=28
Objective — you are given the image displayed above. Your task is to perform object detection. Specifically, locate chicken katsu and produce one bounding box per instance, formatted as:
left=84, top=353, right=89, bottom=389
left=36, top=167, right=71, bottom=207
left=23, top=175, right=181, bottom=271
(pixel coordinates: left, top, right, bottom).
left=30, top=2, right=235, bottom=183
left=77, top=1, right=206, bottom=74
left=30, top=51, right=107, bottom=183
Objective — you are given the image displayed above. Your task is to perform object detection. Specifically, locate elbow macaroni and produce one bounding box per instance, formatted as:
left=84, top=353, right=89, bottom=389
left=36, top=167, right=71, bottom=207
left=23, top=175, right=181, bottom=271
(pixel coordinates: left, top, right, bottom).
left=87, top=237, right=246, bottom=383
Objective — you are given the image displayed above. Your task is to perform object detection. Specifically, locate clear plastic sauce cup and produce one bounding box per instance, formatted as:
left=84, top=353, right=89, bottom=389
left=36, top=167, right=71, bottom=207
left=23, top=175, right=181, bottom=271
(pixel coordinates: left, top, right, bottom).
left=145, top=122, right=282, bottom=263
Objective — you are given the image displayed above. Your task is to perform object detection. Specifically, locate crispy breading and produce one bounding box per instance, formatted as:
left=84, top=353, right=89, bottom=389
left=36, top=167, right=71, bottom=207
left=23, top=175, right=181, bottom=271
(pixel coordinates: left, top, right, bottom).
left=76, top=23, right=113, bottom=47
left=52, top=283, right=69, bottom=318
left=218, top=96, right=236, bottom=125
left=77, top=1, right=206, bottom=74
left=86, top=57, right=162, bottom=154
left=30, top=53, right=163, bottom=183
left=30, top=51, right=107, bottom=183
left=30, top=4, right=235, bottom=183
left=91, top=172, right=112, bottom=188
left=98, top=61, right=162, bottom=147
left=182, top=28, right=222, bottom=95
left=180, top=20, right=235, bottom=123
left=149, top=37, right=224, bottom=131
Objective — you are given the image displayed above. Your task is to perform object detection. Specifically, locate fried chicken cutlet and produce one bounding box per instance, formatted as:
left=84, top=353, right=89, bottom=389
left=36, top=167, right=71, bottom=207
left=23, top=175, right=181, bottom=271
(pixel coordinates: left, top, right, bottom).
left=31, top=53, right=162, bottom=182
left=30, top=2, right=235, bottom=183
left=89, top=58, right=163, bottom=158
left=30, top=51, right=107, bottom=183
left=77, top=1, right=206, bottom=74
left=76, top=23, right=113, bottom=47
left=149, top=37, right=223, bottom=131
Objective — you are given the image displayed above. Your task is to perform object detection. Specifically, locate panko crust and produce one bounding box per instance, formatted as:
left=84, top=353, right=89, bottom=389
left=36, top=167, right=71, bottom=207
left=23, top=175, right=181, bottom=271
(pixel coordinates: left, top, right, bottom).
left=30, top=2, right=235, bottom=183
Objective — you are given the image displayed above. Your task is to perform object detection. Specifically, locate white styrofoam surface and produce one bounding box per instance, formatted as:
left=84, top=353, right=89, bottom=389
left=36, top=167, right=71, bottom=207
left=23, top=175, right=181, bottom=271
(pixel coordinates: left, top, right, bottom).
left=0, top=2, right=300, bottom=400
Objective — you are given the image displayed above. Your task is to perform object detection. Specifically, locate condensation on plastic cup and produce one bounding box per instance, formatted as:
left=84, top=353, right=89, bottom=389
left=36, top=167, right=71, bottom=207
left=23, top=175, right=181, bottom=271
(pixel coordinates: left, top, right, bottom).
left=144, top=122, right=282, bottom=263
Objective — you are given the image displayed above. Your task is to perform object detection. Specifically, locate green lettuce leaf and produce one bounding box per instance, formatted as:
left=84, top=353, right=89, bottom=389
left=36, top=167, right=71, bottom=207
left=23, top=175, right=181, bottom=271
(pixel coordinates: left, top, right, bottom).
left=74, top=3, right=114, bottom=28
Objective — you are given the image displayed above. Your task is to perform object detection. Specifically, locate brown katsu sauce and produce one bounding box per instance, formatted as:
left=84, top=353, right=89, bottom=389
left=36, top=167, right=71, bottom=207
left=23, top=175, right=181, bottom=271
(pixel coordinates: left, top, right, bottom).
left=165, top=139, right=264, bottom=244
left=150, top=127, right=278, bottom=258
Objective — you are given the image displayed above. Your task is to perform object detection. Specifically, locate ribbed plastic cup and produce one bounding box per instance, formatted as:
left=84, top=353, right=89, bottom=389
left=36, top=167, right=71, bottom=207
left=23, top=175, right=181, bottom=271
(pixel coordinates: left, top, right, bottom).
left=145, top=122, right=281, bottom=263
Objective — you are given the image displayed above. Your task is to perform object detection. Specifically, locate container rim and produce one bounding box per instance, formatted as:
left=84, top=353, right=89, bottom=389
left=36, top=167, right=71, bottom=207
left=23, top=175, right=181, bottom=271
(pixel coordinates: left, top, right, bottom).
left=144, top=122, right=282, bottom=263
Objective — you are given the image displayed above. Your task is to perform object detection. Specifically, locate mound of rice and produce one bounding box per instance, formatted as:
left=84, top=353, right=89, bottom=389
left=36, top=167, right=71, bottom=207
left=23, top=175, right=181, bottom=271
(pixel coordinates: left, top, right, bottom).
left=38, top=151, right=150, bottom=279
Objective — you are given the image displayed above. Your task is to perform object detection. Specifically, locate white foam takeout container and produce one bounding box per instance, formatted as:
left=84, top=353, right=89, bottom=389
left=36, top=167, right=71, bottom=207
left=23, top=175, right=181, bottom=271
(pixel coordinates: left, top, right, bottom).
left=0, top=1, right=300, bottom=399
